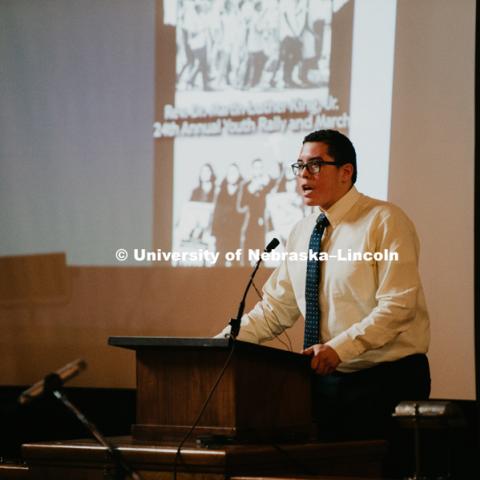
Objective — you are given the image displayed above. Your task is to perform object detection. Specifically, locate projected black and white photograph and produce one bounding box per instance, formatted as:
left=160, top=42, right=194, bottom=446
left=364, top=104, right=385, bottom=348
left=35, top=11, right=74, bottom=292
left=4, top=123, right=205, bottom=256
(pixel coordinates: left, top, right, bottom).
left=171, top=0, right=337, bottom=92
left=162, top=0, right=359, bottom=266
left=171, top=134, right=313, bottom=266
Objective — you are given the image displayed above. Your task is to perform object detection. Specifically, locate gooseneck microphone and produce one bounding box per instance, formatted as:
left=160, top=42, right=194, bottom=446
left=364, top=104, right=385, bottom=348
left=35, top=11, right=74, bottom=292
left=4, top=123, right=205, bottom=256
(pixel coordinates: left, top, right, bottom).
left=18, top=358, right=87, bottom=405
left=229, top=238, right=280, bottom=338
left=18, top=359, right=142, bottom=479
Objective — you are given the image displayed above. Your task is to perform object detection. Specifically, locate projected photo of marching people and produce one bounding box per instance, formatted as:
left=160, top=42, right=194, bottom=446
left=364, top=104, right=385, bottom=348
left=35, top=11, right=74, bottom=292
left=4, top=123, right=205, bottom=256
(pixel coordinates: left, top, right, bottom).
left=174, top=0, right=336, bottom=92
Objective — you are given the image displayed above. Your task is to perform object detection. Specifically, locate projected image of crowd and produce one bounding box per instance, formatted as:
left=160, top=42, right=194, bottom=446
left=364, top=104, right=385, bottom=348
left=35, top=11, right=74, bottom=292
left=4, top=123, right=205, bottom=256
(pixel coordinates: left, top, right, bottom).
left=175, top=0, right=336, bottom=92
left=174, top=159, right=312, bottom=266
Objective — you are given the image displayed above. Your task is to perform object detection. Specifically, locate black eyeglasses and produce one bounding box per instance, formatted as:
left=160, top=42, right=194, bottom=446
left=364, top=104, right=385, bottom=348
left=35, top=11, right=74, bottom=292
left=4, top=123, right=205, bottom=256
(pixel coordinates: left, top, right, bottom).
left=291, top=159, right=340, bottom=176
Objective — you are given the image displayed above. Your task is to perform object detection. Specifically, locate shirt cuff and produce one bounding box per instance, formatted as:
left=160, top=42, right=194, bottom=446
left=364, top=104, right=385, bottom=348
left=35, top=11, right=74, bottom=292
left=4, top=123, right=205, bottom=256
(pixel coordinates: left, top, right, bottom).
left=213, top=319, right=261, bottom=344
left=213, top=326, right=231, bottom=339
left=325, top=332, right=365, bottom=363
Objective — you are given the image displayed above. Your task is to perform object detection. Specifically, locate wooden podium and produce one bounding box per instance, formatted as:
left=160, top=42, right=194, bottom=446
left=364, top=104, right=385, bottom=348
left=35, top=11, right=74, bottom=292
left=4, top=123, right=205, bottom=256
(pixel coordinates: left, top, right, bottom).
left=19, top=337, right=387, bottom=479
left=108, top=336, right=314, bottom=443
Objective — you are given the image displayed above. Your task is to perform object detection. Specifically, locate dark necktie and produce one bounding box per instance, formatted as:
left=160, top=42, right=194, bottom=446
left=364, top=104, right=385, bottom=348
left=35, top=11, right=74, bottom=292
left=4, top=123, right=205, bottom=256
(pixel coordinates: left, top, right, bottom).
left=304, top=213, right=329, bottom=349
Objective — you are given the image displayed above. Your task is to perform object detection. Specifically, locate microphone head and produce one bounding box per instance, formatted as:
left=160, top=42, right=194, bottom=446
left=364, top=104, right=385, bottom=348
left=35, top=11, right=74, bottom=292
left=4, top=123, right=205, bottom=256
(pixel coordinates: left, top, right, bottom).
left=18, top=358, right=88, bottom=405
left=264, top=238, right=280, bottom=253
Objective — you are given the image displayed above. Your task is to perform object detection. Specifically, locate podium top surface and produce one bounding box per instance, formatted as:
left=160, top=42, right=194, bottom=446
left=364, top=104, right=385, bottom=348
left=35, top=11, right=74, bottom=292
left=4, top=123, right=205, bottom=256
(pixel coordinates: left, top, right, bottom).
left=108, top=336, right=231, bottom=349
left=107, top=336, right=307, bottom=362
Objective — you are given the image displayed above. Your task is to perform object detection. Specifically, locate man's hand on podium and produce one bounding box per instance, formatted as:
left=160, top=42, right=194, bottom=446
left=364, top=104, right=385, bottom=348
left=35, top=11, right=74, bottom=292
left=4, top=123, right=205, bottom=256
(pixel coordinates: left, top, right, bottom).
left=302, top=344, right=341, bottom=375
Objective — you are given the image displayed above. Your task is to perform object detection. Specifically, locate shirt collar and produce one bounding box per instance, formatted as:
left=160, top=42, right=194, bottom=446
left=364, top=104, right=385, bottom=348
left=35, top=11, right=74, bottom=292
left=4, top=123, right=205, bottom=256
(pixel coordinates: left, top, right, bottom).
left=318, top=186, right=360, bottom=228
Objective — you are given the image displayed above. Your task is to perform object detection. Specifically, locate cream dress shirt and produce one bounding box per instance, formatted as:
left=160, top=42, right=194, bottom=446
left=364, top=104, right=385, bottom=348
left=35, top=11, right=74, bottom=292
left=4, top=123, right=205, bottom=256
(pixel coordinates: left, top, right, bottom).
left=219, top=186, right=430, bottom=373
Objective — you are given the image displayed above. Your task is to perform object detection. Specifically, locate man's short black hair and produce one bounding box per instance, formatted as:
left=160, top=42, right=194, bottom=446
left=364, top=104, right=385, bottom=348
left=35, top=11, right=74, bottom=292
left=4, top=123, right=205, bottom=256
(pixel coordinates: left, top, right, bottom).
left=303, top=129, right=357, bottom=184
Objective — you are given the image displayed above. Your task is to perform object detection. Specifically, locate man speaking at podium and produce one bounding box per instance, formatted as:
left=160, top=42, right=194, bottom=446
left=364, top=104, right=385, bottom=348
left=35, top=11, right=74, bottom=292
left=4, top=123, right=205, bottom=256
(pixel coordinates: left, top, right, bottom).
left=218, top=129, right=430, bottom=440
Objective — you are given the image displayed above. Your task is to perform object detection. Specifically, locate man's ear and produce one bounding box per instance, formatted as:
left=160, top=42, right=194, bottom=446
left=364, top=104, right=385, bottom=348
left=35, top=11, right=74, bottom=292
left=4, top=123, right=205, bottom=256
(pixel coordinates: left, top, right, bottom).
left=341, top=163, right=353, bottom=183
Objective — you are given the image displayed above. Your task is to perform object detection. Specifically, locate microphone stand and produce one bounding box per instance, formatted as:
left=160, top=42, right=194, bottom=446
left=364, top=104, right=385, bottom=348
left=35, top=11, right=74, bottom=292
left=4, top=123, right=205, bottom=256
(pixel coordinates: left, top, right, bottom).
left=229, top=259, right=262, bottom=338
left=229, top=238, right=279, bottom=338
left=43, top=373, right=141, bottom=480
